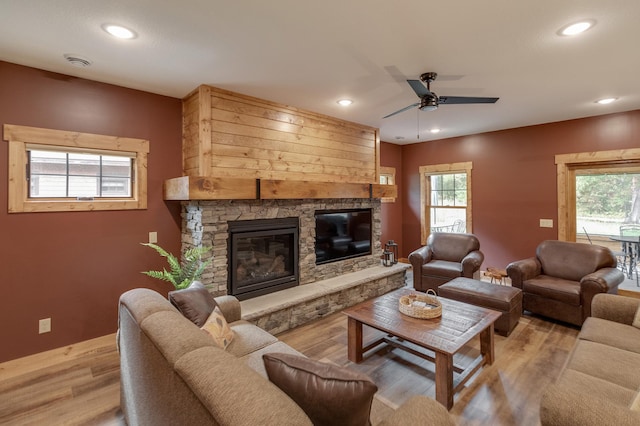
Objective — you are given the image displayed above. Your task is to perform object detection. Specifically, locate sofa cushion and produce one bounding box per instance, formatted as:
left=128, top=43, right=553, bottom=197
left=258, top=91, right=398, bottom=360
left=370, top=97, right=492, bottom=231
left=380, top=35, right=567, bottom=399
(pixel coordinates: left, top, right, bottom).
left=140, top=310, right=216, bottom=367
left=541, top=371, right=640, bottom=426
left=580, top=317, right=640, bottom=354
left=177, top=347, right=313, bottom=426
left=263, top=353, right=378, bottom=426
left=566, top=340, right=640, bottom=391
left=591, top=293, right=640, bottom=325
left=522, top=275, right=580, bottom=305
left=240, top=341, right=305, bottom=378
left=226, top=320, right=279, bottom=357
left=168, top=281, right=217, bottom=327
left=377, top=396, right=455, bottom=426
left=557, top=369, right=636, bottom=407
left=201, top=307, right=234, bottom=349
left=120, top=288, right=177, bottom=324
left=422, top=260, right=462, bottom=278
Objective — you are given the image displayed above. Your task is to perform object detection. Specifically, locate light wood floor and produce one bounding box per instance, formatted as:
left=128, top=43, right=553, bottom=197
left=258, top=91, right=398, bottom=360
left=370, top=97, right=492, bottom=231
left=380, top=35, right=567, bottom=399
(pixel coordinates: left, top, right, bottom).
left=0, top=308, right=579, bottom=426
left=0, top=334, right=124, bottom=426
left=278, top=311, right=579, bottom=426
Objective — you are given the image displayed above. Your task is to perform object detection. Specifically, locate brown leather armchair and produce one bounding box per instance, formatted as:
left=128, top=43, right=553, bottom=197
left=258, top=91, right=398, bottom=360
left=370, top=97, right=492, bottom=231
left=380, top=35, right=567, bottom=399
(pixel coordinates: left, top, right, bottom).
left=409, top=233, right=484, bottom=293
left=506, top=240, right=624, bottom=326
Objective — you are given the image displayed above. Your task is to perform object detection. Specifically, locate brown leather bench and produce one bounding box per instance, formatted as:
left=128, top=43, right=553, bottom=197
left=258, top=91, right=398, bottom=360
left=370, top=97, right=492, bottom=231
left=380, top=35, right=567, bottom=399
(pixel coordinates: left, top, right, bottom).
left=438, top=277, right=522, bottom=337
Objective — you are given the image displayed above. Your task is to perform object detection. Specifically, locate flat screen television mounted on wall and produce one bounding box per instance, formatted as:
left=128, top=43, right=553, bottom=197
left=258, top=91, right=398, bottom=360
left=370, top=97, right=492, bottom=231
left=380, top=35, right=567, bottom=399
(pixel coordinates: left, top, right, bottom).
left=315, top=208, right=372, bottom=265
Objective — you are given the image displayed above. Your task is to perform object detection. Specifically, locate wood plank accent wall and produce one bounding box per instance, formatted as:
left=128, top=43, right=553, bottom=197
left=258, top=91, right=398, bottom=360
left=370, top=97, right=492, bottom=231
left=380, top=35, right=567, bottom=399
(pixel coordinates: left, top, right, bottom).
left=182, top=85, right=380, bottom=184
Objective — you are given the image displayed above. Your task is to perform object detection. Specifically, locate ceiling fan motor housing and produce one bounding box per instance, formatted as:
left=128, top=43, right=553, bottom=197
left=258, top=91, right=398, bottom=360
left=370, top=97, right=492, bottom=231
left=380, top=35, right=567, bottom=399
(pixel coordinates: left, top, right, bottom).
left=420, top=93, right=438, bottom=111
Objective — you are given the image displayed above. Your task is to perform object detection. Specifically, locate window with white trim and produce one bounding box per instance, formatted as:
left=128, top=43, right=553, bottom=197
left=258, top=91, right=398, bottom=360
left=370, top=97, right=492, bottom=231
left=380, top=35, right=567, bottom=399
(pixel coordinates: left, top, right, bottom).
left=4, top=124, right=149, bottom=213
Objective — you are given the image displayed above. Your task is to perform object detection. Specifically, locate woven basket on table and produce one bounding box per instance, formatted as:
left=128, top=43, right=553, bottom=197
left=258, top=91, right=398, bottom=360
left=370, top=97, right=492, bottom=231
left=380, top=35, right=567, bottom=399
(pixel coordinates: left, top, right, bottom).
left=398, top=289, right=442, bottom=319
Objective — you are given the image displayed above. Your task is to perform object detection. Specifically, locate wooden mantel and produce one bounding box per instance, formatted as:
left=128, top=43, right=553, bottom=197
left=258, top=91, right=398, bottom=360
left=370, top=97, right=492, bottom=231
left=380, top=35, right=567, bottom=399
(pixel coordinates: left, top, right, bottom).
left=172, top=84, right=393, bottom=201
left=164, top=176, right=397, bottom=201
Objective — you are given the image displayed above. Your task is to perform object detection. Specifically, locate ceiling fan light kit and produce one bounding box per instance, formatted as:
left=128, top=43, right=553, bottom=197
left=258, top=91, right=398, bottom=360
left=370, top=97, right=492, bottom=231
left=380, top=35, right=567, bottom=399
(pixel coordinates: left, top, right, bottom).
left=383, top=71, right=499, bottom=118
left=420, top=96, right=438, bottom=111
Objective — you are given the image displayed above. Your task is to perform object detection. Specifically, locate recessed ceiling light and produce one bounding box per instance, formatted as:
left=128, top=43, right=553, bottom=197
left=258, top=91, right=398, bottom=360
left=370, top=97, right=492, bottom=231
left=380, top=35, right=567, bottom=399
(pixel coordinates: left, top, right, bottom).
left=337, top=99, right=353, bottom=106
left=596, top=97, right=617, bottom=105
left=102, top=24, right=137, bottom=39
left=430, top=128, right=441, bottom=134
left=558, top=20, right=595, bottom=36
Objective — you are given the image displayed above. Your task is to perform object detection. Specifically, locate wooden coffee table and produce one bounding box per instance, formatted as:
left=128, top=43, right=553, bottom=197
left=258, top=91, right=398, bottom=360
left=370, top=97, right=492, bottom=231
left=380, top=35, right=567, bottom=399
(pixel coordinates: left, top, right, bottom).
left=343, top=288, right=501, bottom=410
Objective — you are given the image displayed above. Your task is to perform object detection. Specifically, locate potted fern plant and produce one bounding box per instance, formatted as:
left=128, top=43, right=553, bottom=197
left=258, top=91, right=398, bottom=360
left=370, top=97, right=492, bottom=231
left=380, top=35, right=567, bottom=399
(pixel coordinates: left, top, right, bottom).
left=141, top=243, right=213, bottom=290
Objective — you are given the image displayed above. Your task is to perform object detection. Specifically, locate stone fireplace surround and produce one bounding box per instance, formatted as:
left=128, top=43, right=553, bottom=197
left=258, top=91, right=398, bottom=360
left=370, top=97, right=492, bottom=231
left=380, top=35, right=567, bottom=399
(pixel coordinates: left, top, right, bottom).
left=181, top=198, right=408, bottom=333
left=182, top=198, right=382, bottom=296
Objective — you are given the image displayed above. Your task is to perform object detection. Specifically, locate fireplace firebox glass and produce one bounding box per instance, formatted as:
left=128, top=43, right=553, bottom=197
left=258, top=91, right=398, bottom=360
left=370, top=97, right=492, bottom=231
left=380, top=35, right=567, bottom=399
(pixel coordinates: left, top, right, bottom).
left=228, top=218, right=299, bottom=300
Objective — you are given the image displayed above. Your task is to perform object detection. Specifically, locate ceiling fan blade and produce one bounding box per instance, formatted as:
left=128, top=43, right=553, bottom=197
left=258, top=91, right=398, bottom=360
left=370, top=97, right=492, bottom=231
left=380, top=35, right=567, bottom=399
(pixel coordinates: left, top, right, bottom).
left=438, top=96, right=499, bottom=105
left=407, top=80, right=431, bottom=97
left=382, top=102, right=420, bottom=119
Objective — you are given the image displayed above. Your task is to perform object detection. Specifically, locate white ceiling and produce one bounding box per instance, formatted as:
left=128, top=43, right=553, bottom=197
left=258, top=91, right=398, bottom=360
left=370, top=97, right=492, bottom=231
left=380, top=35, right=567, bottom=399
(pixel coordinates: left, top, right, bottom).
left=1, top=0, right=639, bottom=144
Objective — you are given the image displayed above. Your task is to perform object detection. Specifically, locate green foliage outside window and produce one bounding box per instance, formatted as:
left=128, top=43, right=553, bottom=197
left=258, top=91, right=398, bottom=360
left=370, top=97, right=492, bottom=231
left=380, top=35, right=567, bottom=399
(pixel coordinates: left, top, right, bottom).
left=431, top=173, right=467, bottom=206
left=576, top=174, right=639, bottom=222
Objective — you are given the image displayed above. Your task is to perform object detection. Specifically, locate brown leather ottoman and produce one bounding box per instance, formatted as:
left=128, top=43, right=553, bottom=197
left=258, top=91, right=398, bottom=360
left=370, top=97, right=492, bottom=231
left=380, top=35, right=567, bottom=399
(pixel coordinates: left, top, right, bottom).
left=438, top=277, right=522, bottom=337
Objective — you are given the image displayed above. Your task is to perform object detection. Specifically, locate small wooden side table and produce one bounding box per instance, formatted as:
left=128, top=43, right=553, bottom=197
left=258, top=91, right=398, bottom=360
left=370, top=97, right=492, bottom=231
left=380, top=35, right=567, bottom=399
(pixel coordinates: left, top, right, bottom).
left=484, top=267, right=508, bottom=285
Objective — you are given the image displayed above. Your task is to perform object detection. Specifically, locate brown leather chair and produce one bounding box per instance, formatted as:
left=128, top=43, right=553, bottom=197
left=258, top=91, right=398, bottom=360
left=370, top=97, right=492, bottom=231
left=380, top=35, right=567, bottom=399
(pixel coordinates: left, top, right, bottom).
left=409, top=233, right=484, bottom=293
left=506, top=240, right=624, bottom=326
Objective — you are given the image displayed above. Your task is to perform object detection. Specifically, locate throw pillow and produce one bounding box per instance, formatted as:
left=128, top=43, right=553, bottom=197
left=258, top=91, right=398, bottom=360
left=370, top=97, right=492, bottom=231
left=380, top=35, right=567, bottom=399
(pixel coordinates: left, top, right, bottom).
left=262, top=352, right=378, bottom=426
left=201, top=307, right=234, bottom=349
left=633, top=306, right=640, bottom=329
left=631, top=306, right=640, bottom=328
left=168, top=281, right=217, bottom=327
left=630, top=389, right=640, bottom=411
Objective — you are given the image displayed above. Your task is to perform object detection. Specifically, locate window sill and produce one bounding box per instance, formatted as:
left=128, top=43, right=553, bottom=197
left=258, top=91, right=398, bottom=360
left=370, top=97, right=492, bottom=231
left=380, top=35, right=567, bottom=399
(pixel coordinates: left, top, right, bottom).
left=10, top=199, right=146, bottom=213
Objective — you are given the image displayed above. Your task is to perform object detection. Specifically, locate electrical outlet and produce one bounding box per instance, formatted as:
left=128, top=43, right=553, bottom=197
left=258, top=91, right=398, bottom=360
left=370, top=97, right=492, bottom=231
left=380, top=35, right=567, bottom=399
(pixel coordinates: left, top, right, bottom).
left=39, top=318, right=51, bottom=334
left=149, top=231, right=158, bottom=244
left=539, top=219, right=554, bottom=228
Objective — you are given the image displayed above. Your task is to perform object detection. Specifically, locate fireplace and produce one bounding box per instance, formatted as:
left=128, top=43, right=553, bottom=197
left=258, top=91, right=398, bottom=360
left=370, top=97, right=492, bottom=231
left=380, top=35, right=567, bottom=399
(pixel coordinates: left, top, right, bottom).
left=228, top=218, right=299, bottom=300
left=181, top=199, right=382, bottom=299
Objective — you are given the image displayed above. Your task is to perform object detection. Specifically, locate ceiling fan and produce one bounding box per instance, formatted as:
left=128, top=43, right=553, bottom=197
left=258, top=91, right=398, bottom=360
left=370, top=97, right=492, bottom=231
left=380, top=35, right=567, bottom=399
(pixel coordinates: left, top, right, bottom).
left=383, top=72, right=499, bottom=118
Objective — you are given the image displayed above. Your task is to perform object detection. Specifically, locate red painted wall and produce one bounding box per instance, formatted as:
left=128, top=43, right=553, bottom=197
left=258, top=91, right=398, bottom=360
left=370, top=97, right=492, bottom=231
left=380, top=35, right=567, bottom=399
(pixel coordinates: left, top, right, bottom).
left=2, top=60, right=638, bottom=363
left=0, top=62, right=183, bottom=362
left=380, top=142, right=404, bottom=257
left=396, top=110, right=640, bottom=269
